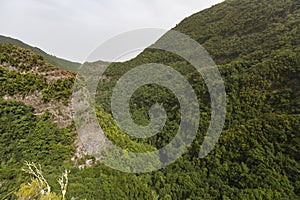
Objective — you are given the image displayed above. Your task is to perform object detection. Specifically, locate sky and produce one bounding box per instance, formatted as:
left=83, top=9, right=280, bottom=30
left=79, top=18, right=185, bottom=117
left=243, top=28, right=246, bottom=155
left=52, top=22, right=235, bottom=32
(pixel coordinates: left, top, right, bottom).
left=0, top=0, right=224, bottom=63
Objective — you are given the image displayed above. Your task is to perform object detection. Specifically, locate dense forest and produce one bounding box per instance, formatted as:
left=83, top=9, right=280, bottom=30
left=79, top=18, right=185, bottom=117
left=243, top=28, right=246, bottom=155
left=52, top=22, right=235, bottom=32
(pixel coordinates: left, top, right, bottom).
left=0, top=0, right=299, bottom=199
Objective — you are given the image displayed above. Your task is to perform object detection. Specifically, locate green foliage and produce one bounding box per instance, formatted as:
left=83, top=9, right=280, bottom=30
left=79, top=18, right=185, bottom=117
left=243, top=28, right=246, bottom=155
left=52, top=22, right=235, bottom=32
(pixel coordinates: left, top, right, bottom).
left=95, top=106, right=156, bottom=152
left=0, top=35, right=81, bottom=72
left=0, top=66, right=47, bottom=96
left=42, top=77, right=75, bottom=105
left=0, top=44, right=75, bottom=104
left=15, top=179, right=62, bottom=200
left=0, top=99, right=75, bottom=199
left=0, top=99, right=75, bottom=165
left=93, top=0, right=300, bottom=198
left=1, top=0, right=300, bottom=199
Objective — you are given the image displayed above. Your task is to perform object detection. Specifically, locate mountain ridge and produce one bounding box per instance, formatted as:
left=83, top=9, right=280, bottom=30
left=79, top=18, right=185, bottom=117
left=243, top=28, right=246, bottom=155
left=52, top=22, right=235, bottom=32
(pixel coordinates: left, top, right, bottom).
left=0, top=35, right=81, bottom=72
left=0, top=0, right=299, bottom=199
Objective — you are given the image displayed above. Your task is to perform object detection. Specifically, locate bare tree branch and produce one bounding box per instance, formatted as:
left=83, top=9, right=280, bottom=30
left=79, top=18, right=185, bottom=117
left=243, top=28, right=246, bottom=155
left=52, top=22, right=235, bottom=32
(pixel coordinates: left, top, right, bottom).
left=22, top=161, right=51, bottom=195
left=58, top=169, right=70, bottom=200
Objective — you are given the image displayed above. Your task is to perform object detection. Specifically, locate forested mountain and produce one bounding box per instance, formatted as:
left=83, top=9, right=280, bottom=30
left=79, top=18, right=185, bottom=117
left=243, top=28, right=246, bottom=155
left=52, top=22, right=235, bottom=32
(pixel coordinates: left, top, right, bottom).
left=0, top=0, right=299, bottom=199
left=0, top=35, right=81, bottom=72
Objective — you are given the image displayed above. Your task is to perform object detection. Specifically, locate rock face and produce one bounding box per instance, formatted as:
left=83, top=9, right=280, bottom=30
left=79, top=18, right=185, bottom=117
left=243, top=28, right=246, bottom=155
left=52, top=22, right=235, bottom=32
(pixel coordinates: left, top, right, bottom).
left=0, top=44, right=76, bottom=128
left=0, top=43, right=110, bottom=165
left=71, top=61, right=111, bottom=158
left=3, top=92, right=73, bottom=128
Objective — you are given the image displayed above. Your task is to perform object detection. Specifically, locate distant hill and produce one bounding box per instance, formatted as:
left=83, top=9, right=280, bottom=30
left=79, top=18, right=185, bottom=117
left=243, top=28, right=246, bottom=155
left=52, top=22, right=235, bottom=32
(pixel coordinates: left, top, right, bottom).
left=0, top=0, right=299, bottom=199
left=0, top=35, right=81, bottom=72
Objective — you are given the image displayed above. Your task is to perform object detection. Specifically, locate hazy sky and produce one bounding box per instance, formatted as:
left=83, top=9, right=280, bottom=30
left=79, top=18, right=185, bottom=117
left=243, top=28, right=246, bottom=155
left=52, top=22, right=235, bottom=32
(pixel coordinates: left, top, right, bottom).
left=0, top=0, right=223, bottom=62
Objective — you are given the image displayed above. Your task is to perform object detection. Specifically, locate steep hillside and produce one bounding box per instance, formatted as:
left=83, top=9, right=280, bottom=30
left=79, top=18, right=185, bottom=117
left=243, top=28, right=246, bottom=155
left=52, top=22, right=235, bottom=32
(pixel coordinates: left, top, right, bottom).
left=0, top=0, right=299, bottom=199
left=0, top=35, right=81, bottom=72
left=0, top=44, right=77, bottom=198
left=0, top=43, right=75, bottom=127
left=95, top=0, right=300, bottom=199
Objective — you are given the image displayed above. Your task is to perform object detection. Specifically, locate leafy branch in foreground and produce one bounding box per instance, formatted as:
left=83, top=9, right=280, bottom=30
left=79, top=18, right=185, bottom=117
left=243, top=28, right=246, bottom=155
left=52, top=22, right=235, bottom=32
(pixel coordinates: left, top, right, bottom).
left=22, top=161, right=51, bottom=195
left=15, top=161, right=70, bottom=200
